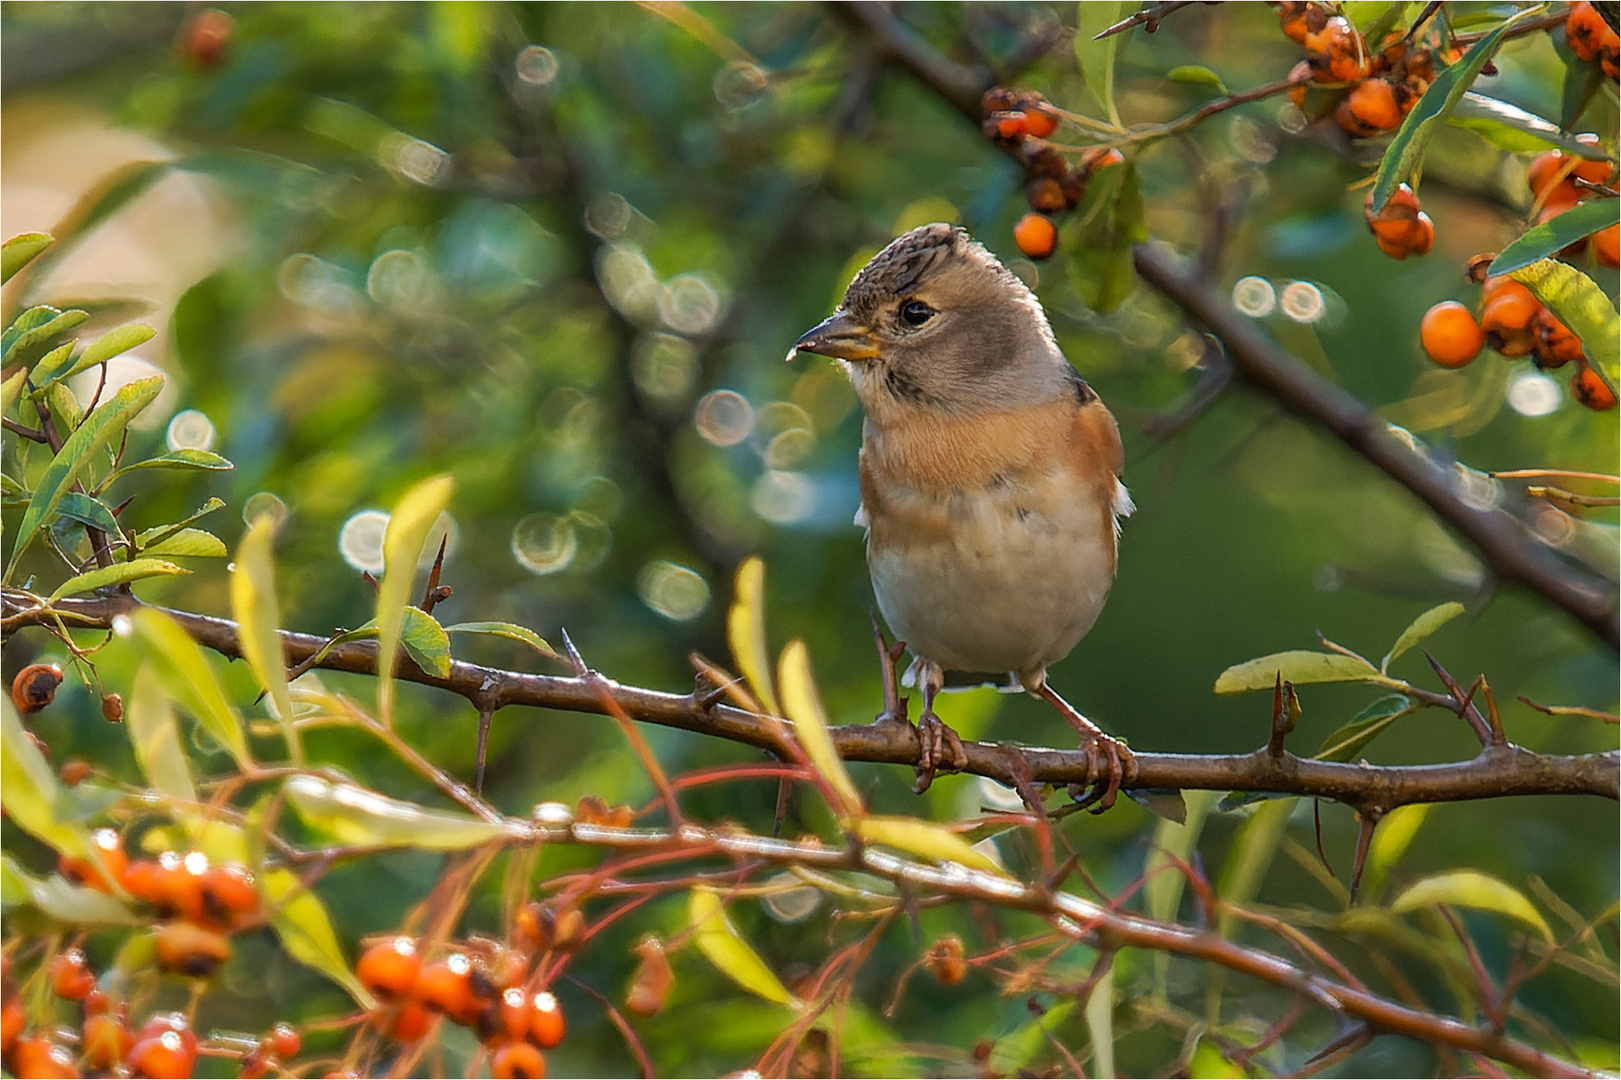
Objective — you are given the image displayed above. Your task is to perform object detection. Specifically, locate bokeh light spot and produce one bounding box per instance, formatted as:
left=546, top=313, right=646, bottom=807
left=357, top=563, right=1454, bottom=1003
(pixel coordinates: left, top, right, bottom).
left=339, top=510, right=390, bottom=574
left=695, top=390, right=754, bottom=446
left=243, top=492, right=288, bottom=531
left=512, top=513, right=577, bottom=575
left=515, top=45, right=559, bottom=85
left=1279, top=281, right=1324, bottom=323
left=637, top=561, right=709, bottom=621
left=1506, top=370, right=1561, bottom=417
left=165, top=409, right=215, bottom=452
left=1232, top=276, right=1276, bottom=318
left=759, top=871, right=821, bottom=923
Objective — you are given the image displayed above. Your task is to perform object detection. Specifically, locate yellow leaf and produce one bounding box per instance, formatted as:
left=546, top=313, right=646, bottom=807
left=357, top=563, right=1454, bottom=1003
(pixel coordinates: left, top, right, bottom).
left=126, top=665, right=196, bottom=805
left=376, top=474, right=454, bottom=724
left=1381, top=602, right=1465, bottom=672
left=855, top=816, right=1005, bottom=876
left=778, top=639, right=861, bottom=816
left=130, top=609, right=251, bottom=767
left=726, top=557, right=778, bottom=714
left=266, top=868, right=376, bottom=1008
left=231, top=515, right=299, bottom=760
left=1, top=700, right=89, bottom=858
left=688, top=886, right=797, bottom=1006
left=1214, top=650, right=1379, bottom=695
left=1392, top=869, right=1553, bottom=942
left=284, top=775, right=512, bottom=850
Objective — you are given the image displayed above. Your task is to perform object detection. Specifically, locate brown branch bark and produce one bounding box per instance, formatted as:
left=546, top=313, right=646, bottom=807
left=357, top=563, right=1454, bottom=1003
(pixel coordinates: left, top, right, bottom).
left=10, top=590, right=1615, bottom=812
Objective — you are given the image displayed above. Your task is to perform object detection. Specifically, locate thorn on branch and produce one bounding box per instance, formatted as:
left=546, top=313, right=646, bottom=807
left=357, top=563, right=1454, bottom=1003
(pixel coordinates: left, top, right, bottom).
left=1313, top=799, right=1335, bottom=879
left=1092, top=1, right=1204, bottom=40
left=560, top=627, right=589, bottom=677
left=421, top=536, right=451, bottom=615
left=1425, top=652, right=1495, bottom=747
left=1268, top=673, right=1299, bottom=758
left=474, top=707, right=493, bottom=793
left=1349, top=808, right=1382, bottom=903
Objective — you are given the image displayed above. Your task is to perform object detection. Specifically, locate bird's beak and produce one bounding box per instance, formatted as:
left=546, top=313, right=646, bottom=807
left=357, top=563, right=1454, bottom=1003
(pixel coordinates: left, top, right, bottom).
left=789, top=311, right=881, bottom=363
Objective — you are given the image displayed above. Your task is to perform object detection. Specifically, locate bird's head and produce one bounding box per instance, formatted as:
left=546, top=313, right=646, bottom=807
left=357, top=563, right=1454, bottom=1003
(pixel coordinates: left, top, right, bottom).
left=791, top=223, right=1070, bottom=417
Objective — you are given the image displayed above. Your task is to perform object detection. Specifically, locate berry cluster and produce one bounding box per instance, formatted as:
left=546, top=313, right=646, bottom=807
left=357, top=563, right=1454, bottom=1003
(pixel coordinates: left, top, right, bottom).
left=1280, top=2, right=1457, bottom=137
left=980, top=87, right=1124, bottom=260
left=1526, top=137, right=1620, bottom=264
left=1363, top=182, right=1434, bottom=260
left=355, top=912, right=569, bottom=1079
left=1566, top=1, right=1620, bottom=80
left=3, top=950, right=301, bottom=1078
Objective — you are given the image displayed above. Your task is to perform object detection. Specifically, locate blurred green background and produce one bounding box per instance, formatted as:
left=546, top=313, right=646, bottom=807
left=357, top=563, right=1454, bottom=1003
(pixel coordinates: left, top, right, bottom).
left=3, top=2, right=1616, bottom=1075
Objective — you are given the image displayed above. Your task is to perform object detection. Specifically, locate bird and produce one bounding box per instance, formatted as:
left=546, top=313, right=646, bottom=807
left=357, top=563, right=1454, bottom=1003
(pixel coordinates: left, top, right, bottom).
left=791, top=222, right=1136, bottom=808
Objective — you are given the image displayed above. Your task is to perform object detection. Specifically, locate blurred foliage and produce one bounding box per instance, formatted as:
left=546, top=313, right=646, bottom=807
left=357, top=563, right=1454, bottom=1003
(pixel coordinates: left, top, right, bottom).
left=2, top=2, right=1617, bottom=1076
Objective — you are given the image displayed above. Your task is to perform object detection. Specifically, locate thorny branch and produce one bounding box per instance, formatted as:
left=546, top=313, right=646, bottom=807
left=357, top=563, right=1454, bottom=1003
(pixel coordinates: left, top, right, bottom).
left=7, top=591, right=1615, bottom=814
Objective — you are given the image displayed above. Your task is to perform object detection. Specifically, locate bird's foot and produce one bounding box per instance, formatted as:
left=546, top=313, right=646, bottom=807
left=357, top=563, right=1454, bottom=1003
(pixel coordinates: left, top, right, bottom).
left=911, top=708, right=968, bottom=794
left=1067, top=731, right=1135, bottom=813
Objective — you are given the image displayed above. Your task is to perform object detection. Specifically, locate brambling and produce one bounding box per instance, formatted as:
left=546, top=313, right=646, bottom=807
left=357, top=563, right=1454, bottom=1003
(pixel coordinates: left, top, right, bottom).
left=792, top=223, right=1136, bottom=807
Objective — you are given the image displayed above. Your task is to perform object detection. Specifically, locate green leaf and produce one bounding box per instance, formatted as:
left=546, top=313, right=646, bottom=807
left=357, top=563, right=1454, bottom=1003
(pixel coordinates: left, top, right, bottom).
left=131, top=497, right=225, bottom=552
left=400, top=607, right=451, bottom=678
left=1314, top=694, right=1417, bottom=763
left=27, top=343, right=79, bottom=389
left=1085, top=966, right=1115, bottom=1080
left=779, top=639, right=863, bottom=817
left=1075, top=1, right=1127, bottom=125
left=1449, top=93, right=1613, bottom=155
left=284, top=775, right=511, bottom=849
left=689, top=886, right=798, bottom=1007
left=75, top=323, right=156, bottom=372
left=444, top=621, right=559, bottom=661
left=1363, top=803, right=1430, bottom=900
left=376, top=475, right=454, bottom=723
left=231, top=515, right=297, bottom=758
left=140, top=528, right=227, bottom=558
left=3, top=307, right=87, bottom=366
left=1, top=702, right=90, bottom=858
left=1351, top=1, right=1405, bottom=41
left=1214, top=650, right=1380, bottom=695
left=1381, top=601, right=1466, bottom=672
left=1392, top=869, right=1553, bottom=942
left=1507, top=258, right=1621, bottom=390
left=727, top=556, right=779, bottom=714
left=1492, top=200, right=1621, bottom=277
left=0, top=368, right=27, bottom=418
left=265, top=867, right=376, bottom=1008
left=129, top=608, right=251, bottom=768
left=53, top=491, right=123, bottom=538
left=1, top=857, right=139, bottom=925
left=1370, top=8, right=1539, bottom=213
left=1215, top=797, right=1296, bottom=938
left=1067, top=163, right=1146, bottom=313
left=105, top=449, right=233, bottom=485
left=855, top=816, right=1004, bottom=875
left=2, top=232, right=53, bottom=284
left=1559, top=49, right=1606, bottom=131
left=1166, top=65, right=1226, bottom=94
left=6, top=374, right=164, bottom=581
left=47, top=558, right=189, bottom=603
left=126, top=665, right=197, bottom=805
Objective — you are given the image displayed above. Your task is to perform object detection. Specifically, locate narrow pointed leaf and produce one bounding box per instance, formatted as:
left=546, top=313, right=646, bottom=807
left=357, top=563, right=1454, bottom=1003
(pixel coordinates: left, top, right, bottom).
left=106, top=449, right=233, bottom=484
left=855, top=816, right=1005, bottom=875
left=140, top=528, right=226, bottom=558
left=689, top=886, right=797, bottom=1006
left=1314, top=694, right=1417, bottom=762
left=1382, top=602, right=1466, bottom=672
left=48, top=559, right=189, bottom=603
left=1490, top=200, right=1620, bottom=277
left=2, top=858, right=138, bottom=925
left=1085, top=966, right=1116, bottom=1080
left=1076, top=1, right=1127, bottom=120
left=130, top=608, right=251, bottom=767
left=1, top=368, right=27, bottom=417
left=2, top=308, right=86, bottom=365
left=376, top=475, right=454, bottom=722
left=726, top=557, right=778, bottom=714
left=1166, top=65, right=1226, bottom=93
left=1506, top=258, right=1620, bottom=389
left=265, top=867, right=376, bottom=1008
left=27, top=343, right=78, bottom=389
left=445, top=621, right=559, bottom=660
left=1, top=702, right=90, bottom=858
left=132, top=498, right=225, bottom=552
left=75, top=323, right=156, bottom=371
left=778, top=639, right=862, bottom=816
left=126, top=665, right=196, bottom=804
left=6, top=374, right=164, bottom=580
left=1392, top=869, right=1553, bottom=942
left=231, top=516, right=296, bottom=751
left=2, top=232, right=53, bottom=283
left=1449, top=92, right=1613, bottom=155
left=1214, top=650, right=1379, bottom=695
left=284, top=775, right=511, bottom=849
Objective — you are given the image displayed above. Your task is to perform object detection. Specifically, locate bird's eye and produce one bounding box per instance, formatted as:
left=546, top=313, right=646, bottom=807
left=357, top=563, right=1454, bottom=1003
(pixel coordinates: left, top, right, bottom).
left=899, top=299, right=935, bottom=327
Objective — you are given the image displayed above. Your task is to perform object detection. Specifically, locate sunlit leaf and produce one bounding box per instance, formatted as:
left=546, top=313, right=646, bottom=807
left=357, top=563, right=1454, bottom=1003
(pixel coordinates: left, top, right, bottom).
left=284, top=775, right=511, bottom=849
left=265, top=867, right=376, bottom=1008
left=1363, top=803, right=1430, bottom=900
left=2, top=232, right=52, bottom=284
left=73, top=323, right=156, bottom=373
left=2, top=307, right=86, bottom=366
left=1492, top=201, right=1620, bottom=278
left=1076, top=1, right=1127, bottom=122
left=6, top=374, right=164, bottom=581
left=1382, top=602, right=1466, bottom=672
left=689, top=885, right=797, bottom=1006
left=1506, top=258, right=1621, bottom=391
left=47, top=559, right=188, bottom=603
left=131, top=497, right=226, bottom=552
left=231, top=515, right=296, bottom=758
left=26, top=343, right=78, bottom=389
left=1392, top=869, right=1554, bottom=942
left=778, top=639, right=862, bottom=817
left=1085, top=965, right=1116, bottom=1080
left=376, top=474, right=453, bottom=723
left=126, top=665, right=197, bottom=805
left=1214, top=650, right=1380, bottom=695
left=855, top=816, right=1004, bottom=875
left=140, top=528, right=227, bottom=559
left=445, top=621, right=560, bottom=660
left=399, top=607, right=451, bottom=678
left=1166, top=65, right=1226, bottom=94
left=0, top=857, right=138, bottom=925
left=0, top=368, right=26, bottom=418
left=130, top=608, right=251, bottom=768
left=1370, top=9, right=1538, bottom=213
left=1314, top=694, right=1417, bottom=763
left=1449, top=93, right=1613, bottom=155
left=727, top=557, right=778, bottom=714
left=1, top=701, right=90, bottom=858
left=105, top=449, right=233, bottom=485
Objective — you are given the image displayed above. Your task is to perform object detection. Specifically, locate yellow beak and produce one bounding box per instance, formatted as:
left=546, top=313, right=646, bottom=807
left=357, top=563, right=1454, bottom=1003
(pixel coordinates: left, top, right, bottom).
left=791, top=311, right=881, bottom=362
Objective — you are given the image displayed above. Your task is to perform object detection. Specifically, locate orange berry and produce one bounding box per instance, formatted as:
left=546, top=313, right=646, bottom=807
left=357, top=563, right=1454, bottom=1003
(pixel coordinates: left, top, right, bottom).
left=996, top=113, right=1026, bottom=139
left=1570, top=133, right=1615, bottom=183
left=388, top=998, right=433, bottom=1042
left=1420, top=302, right=1485, bottom=368
left=58, top=759, right=92, bottom=786
left=1083, top=146, right=1125, bottom=175
left=1572, top=364, right=1618, bottom=410
left=2, top=998, right=24, bottom=1058
left=415, top=954, right=480, bottom=1024
left=121, top=859, right=166, bottom=907
left=101, top=693, right=123, bottom=722
left=60, top=828, right=127, bottom=894
left=1568, top=1, right=1608, bottom=61
left=48, top=948, right=96, bottom=1000
left=1278, top=1, right=1316, bottom=45
left=357, top=937, right=421, bottom=998
left=82, top=1012, right=134, bottom=1070
left=1481, top=284, right=1540, bottom=333
left=1346, top=78, right=1401, bottom=131
left=1021, top=104, right=1060, bottom=139
left=177, top=9, right=233, bottom=69
left=200, top=864, right=257, bottom=927
left=1407, top=211, right=1434, bottom=255
left=529, top=991, right=565, bottom=1049
left=129, top=1014, right=197, bottom=1079
left=1304, top=16, right=1356, bottom=62
left=1595, top=222, right=1619, bottom=268
left=268, top=1022, right=301, bottom=1060
left=1287, top=60, right=1312, bottom=107
left=154, top=921, right=231, bottom=977
left=497, top=987, right=531, bottom=1042
left=491, top=1041, right=547, bottom=1079
left=11, top=663, right=62, bottom=714
left=1026, top=177, right=1066, bottom=214
left=10, top=1035, right=80, bottom=1079
left=1526, top=151, right=1575, bottom=202
left=925, top=935, right=968, bottom=986
left=1013, top=213, right=1058, bottom=260
left=1534, top=308, right=1585, bottom=368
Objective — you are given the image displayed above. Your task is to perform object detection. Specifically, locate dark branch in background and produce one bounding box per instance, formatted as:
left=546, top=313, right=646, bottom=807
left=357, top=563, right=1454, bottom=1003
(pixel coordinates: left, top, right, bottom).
left=9, top=591, right=1614, bottom=813
left=829, top=1, right=1620, bottom=651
